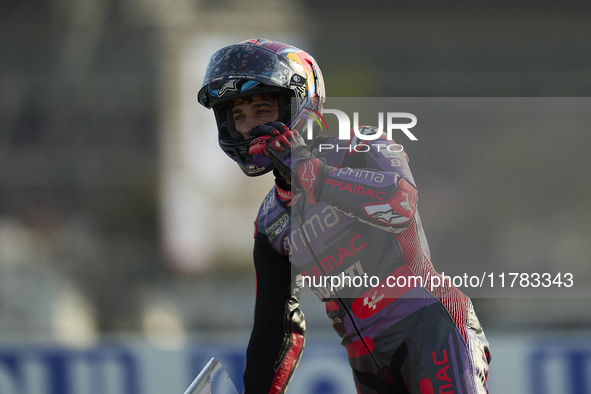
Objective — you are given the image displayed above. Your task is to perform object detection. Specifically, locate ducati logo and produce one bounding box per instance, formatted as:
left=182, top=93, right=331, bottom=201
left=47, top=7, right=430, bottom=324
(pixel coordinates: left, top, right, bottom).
left=218, top=79, right=239, bottom=96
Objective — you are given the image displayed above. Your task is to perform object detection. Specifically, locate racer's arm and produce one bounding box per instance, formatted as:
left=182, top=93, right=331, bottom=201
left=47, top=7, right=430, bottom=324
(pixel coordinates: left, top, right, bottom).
left=243, top=231, right=305, bottom=394
left=310, top=138, right=418, bottom=231
left=249, top=123, right=417, bottom=231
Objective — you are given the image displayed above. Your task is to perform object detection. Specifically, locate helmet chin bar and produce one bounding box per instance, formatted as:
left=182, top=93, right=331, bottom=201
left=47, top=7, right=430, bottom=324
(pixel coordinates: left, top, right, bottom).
left=219, top=138, right=274, bottom=177
left=218, top=136, right=251, bottom=162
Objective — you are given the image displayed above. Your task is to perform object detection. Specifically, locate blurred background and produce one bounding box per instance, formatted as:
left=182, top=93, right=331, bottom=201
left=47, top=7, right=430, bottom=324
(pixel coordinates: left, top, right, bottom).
left=1, top=0, right=591, bottom=393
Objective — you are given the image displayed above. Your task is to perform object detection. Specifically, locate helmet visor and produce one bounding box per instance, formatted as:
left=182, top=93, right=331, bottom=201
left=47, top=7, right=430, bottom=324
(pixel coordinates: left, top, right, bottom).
left=202, top=46, right=293, bottom=95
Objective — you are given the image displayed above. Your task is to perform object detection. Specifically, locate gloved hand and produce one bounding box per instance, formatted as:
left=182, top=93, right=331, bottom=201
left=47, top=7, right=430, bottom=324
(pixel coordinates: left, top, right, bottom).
left=249, top=122, right=326, bottom=204
left=248, top=122, right=311, bottom=180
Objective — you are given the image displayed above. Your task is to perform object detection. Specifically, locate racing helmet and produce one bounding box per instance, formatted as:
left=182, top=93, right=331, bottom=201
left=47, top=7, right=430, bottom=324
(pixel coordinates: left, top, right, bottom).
left=198, top=38, right=325, bottom=177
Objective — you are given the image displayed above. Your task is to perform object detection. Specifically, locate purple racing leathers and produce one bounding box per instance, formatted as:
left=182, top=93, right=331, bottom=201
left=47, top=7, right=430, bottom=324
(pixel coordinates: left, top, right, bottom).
left=246, top=129, right=491, bottom=394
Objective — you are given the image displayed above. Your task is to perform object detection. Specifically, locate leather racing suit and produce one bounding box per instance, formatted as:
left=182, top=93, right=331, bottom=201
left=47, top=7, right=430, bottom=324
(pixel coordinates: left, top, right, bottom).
left=244, top=130, right=491, bottom=394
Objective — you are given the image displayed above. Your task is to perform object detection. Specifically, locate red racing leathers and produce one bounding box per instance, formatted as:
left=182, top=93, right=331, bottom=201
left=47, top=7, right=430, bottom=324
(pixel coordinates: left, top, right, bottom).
left=245, top=129, right=491, bottom=394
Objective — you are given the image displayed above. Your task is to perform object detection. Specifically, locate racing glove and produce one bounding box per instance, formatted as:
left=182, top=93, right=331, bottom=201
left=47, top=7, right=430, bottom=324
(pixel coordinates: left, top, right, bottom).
left=249, top=122, right=332, bottom=204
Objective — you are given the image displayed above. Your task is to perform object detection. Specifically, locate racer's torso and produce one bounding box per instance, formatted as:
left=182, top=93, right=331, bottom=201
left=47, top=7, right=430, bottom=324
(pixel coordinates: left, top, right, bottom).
left=255, top=133, right=469, bottom=373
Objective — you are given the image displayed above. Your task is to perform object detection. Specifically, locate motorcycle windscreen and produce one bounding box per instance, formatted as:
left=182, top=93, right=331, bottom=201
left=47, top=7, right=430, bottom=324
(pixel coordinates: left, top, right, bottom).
left=184, top=358, right=239, bottom=394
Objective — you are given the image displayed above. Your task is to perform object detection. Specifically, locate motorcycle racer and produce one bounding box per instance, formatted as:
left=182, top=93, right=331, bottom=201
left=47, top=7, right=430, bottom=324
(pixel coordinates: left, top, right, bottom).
left=198, top=38, right=491, bottom=394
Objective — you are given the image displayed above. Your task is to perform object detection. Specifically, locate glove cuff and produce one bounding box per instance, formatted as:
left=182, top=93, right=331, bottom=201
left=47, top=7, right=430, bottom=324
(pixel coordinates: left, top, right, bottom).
left=295, top=158, right=334, bottom=205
